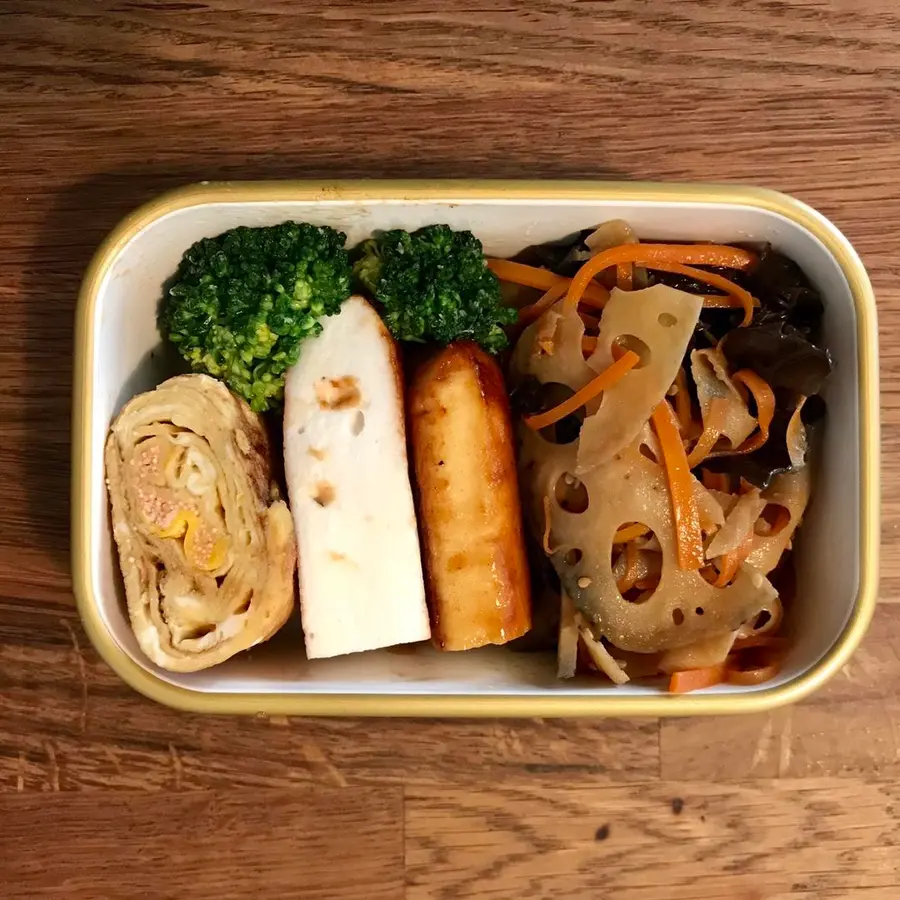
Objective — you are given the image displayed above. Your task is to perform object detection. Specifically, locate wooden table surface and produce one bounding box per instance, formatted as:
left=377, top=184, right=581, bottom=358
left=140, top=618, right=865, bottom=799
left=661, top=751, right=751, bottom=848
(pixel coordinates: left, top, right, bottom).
left=2, top=1, right=899, bottom=897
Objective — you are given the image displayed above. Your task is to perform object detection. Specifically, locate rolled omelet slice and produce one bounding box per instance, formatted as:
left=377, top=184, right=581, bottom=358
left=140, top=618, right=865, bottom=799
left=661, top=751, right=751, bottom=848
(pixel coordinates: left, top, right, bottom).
left=105, top=374, right=296, bottom=672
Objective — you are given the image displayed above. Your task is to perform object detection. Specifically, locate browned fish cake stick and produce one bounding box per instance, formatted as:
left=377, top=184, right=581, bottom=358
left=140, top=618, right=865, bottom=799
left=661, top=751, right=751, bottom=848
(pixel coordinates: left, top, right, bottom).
left=409, top=342, right=532, bottom=651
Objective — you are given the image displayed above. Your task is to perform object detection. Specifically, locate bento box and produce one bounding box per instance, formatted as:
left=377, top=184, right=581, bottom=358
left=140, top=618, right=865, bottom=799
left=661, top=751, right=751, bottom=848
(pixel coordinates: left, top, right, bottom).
left=71, top=181, right=879, bottom=716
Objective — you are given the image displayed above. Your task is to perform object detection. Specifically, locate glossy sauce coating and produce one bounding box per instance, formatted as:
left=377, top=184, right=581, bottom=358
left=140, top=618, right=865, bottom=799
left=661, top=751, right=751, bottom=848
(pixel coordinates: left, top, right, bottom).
left=409, top=342, right=532, bottom=651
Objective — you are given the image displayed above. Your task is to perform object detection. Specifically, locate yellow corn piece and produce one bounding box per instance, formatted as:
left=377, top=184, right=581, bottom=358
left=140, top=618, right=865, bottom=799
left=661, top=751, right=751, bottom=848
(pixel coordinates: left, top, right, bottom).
left=156, top=511, right=227, bottom=571
left=155, top=510, right=195, bottom=539
left=194, top=535, right=229, bottom=572
left=182, top=518, right=228, bottom=572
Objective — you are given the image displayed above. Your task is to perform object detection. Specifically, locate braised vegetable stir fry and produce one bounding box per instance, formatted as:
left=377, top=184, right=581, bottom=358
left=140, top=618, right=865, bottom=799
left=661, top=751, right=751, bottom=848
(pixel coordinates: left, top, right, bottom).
left=496, top=221, right=830, bottom=692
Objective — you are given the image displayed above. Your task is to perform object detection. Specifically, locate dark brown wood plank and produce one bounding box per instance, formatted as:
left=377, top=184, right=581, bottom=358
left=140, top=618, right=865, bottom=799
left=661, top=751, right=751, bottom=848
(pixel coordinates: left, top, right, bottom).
left=0, top=788, right=405, bottom=899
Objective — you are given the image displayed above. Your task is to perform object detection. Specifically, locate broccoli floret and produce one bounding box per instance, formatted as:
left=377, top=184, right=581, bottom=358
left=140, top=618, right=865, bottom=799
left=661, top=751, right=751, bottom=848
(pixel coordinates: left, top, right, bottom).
left=161, top=222, right=351, bottom=411
left=353, top=225, right=516, bottom=353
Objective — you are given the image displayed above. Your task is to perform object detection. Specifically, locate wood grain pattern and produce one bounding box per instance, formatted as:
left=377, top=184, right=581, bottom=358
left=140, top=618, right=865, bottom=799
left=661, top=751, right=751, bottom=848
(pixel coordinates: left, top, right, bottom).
left=1, top=789, right=405, bottom=899
left=406, top=780, right=900, bottom=900
left=661, top=604, right=900, bottom=781
left=1, top=0, right=898, bottom=897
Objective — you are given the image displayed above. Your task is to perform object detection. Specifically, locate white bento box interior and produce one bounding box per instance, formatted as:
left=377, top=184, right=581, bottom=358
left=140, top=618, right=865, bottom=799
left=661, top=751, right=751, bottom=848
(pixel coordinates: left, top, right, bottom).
left=88, top=195, right=860, bottom=696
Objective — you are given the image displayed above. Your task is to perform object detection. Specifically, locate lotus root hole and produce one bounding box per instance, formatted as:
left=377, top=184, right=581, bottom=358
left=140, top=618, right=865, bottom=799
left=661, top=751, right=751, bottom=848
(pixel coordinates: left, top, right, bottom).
left=612, top=334, right=652, bottom=369
left=613, top=526, right=660, bottom=604
left=555, top=473, right=589, bottom=514
left=563, top=548, right=583, bottom=566
left=639, top=442, right=659, bottom=463
left=533, top=383, right=586, bottom=445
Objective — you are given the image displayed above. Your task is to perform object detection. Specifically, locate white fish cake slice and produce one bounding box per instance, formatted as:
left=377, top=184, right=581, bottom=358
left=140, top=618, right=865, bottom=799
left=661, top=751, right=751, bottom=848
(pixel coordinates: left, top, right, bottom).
left=284, top=296, right=430, bottom=659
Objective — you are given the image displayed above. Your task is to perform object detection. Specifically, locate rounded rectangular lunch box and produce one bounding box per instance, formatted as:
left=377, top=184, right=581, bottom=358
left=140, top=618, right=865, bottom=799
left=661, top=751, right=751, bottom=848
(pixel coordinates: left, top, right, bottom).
left=71, top=181, right=880, bottom=716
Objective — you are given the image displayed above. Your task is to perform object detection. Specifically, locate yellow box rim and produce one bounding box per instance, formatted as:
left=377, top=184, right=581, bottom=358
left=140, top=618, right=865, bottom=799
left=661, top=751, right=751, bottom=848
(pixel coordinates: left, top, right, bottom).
left=71, top=180, right=880, bottom=717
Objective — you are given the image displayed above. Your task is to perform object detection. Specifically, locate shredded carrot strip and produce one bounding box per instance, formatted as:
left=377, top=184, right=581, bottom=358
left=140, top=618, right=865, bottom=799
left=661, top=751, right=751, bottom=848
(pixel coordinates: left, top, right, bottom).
left=508, top=249, right=755, bottom=324
left=669, top=642, right=784, bottom=691
left=488, top=259, right=610, bottom=304
left=668, top=663, right=728, bottom=694
left=517, top=280, right=568, bottom=325
left=513, top=276, right=615, bottom=325
left=752, top=505, right=784, bottom=536
left=726, top=662, right=781, bottom=686
left=687, top=398, right=729, bottom=468
left=699, top=565, right=720, bottom=585
left=651, top=401, right=704, bottom=570
left=616, top=541, right=640, bottom=594
left=563, top=244, right=757, bottom=320
left=617, top=263, right=633, bottom=290
left=524, top=350, right=640, bottom=431
left=755, top=504, right=791, bottom=537
left=718, top=370, right=776, bottom=456
left=579, top=292, right=608, bottom=312
left=688, top=429, right=720, bottom=469
left=726, top=638, right=786, bottom=685
left=714, top=531, right=755, bottom=587
left=672, top=368, right=693, bottom=435
left=597, top=290, right=750, bottom=312
left=613, top=522, right=649, bottom=543
left=651, top=263, right=756, bottom=327
left=582, top=335, right=598, bottom=356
